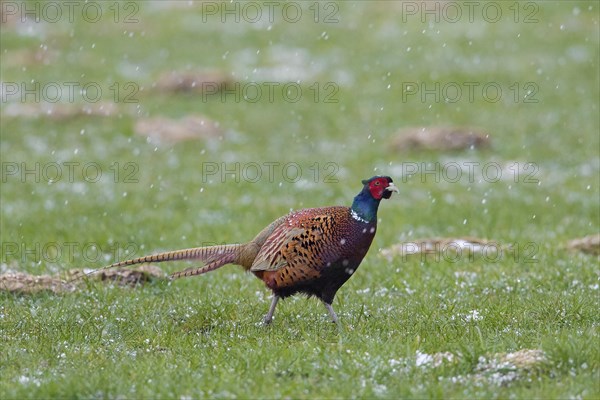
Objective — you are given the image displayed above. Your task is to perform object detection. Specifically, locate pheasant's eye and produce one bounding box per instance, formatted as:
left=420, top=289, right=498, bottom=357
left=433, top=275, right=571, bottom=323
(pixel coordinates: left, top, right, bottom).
left=374, top=181, right=380, bottom=186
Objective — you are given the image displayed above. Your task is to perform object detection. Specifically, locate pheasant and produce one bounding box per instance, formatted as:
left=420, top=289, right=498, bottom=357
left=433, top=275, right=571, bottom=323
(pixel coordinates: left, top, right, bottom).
left=99, top=176, right=397, bottom=324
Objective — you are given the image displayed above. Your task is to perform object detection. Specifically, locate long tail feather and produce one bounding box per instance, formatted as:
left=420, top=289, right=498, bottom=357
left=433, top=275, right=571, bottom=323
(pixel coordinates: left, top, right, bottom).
left=72, top=244, right=242, bottom=282
left=170, top=253, right=237, bottom=279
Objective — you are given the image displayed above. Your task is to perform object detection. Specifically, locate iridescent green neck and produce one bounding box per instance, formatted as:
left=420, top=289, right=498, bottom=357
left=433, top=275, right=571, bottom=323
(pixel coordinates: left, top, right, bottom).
left=350, top=189, right=380, bottom=223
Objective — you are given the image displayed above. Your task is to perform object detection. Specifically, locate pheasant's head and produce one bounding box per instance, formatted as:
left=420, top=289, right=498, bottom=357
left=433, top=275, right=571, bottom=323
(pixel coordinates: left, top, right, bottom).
left=361, top=176, right=398, bottom=200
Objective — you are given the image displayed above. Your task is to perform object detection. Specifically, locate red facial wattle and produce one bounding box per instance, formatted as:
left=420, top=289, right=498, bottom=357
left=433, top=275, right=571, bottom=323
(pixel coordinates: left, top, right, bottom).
left=368, top=177, right=398, bottom=200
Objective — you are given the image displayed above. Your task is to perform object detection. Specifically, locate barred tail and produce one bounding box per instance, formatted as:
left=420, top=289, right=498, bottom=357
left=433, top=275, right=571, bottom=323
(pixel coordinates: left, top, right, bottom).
left=74, top=244, right=242, bottom=282
left=169, top=244, right=241, bottom=279
left=170, top=253, right=237, bottom=279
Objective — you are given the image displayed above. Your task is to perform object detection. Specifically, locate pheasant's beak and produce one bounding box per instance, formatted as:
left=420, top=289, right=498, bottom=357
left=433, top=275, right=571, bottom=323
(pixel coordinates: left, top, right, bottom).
left=385, top=183, right=399, bottom=193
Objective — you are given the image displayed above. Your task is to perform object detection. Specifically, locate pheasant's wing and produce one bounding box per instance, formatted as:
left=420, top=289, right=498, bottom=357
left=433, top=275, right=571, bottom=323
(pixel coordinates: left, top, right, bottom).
left=250, top=214, right=334, bottom=273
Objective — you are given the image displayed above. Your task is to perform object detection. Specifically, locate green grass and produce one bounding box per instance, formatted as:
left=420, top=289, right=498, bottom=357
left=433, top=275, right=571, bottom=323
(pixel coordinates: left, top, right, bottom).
left=1, top=1, right=599, bottom=398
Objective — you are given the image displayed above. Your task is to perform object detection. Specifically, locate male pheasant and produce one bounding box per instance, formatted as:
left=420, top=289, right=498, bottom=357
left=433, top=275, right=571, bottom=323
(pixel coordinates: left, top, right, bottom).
left=100, top=176, right=397, bottom=324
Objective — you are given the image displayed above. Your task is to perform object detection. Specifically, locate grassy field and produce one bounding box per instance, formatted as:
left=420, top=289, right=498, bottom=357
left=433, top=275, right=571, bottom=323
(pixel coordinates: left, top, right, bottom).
left=1, top=1, right=599, bottom=398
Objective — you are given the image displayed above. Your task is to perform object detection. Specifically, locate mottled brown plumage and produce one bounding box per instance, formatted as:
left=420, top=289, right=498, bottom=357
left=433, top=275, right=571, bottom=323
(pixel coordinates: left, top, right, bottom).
left=94, top=176, right=397, bottom=323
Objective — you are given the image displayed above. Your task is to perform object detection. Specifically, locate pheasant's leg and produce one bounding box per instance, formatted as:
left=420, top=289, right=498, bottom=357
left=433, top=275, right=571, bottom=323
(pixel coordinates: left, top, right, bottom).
left=263, top=295, right=280, bottom=325
left=322, top=301, right=339, bottom=324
